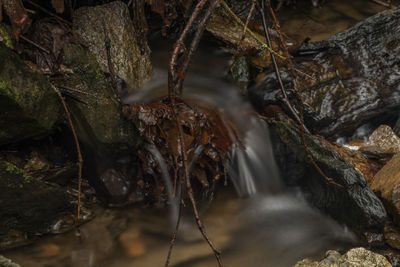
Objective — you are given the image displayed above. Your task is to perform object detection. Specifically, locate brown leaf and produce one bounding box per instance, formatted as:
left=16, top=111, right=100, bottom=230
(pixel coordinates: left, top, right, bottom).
left=3, top=0, right=30, bottom=41
left=51, top=0, right=64, bottom=14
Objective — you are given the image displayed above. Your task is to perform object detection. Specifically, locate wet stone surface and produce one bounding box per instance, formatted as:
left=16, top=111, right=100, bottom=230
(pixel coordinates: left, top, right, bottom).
left=249, top=8, right=400, bottom=138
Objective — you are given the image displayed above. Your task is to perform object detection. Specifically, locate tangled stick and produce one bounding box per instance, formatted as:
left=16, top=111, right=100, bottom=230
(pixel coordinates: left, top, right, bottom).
left=165, top=0, right=224, bottom=266
left=51, top=84, right=84, bottom=231
left=262, top=0, right=342, bottom=188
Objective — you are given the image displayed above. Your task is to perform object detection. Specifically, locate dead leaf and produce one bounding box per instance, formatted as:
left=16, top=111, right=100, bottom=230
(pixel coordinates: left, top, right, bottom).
left=3, top=0, right=31, bottom=41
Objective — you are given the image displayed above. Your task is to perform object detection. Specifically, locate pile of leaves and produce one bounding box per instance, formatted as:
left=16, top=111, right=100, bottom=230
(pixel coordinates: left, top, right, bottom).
left=123, top=96, right=237, bottom=199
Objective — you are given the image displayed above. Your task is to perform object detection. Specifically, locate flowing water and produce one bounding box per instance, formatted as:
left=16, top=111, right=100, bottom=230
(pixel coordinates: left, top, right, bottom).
left=2, top=1, right=395, bottom=266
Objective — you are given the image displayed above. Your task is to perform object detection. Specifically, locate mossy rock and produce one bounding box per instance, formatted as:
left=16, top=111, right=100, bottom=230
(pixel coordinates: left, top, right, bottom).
left=0, top=44, right=62, bottom=145
left=73, top=1, right=152, bottom=94
left=270, top=113, right=386, bottom=230
left=0, top=161, right=72, bottom=236
left=62, top=43, right=137, bottom=148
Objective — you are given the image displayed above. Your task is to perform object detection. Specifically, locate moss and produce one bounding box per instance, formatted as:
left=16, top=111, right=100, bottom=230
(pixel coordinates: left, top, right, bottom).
left=0, top=24, right=14, bottom=49
left=2, top=161, right=33, bottom=183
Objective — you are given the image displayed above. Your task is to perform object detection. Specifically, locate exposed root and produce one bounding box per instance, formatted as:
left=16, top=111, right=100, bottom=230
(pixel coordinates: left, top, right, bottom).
left=51, top=84, right=84, bottom=231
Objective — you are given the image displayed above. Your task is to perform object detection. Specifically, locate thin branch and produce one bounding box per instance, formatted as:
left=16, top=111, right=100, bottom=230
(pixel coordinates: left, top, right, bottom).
left=176, top=0, right=220, bottom=94
left=56, top=85, right=97, bottom=97
left=165, top=189, right=183, bottom=267
left=168, top=0, right=209, bottom=96
left=51, top=84, right=84, bottom=228
left=20, top=35, right=50, bottom=54
left=170, top=100, right=224, bottom=266
left=258, top=0, right=307, bottom=133
left=26, top=0, right=72, bottom=25
left=239, top=0, right=256, bottom=47
left=370, top=0, right=392, bottom=8
left=264, top=0, right=342, bottom=188
left=220, top=0, right=285, bottom=60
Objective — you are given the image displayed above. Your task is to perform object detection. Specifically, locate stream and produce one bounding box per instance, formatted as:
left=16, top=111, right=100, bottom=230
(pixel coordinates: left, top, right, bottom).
left=2, top=1, right=397, bottom=266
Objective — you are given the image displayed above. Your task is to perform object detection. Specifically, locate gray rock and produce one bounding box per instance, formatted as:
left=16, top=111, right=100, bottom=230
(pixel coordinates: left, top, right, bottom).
left=270, top=112, right=386, bottom=230
left=61, top=43, right=138, bottom=203
left=369, top=125, right=400, bottom=154
left=294, top=247, right=391, bottom=267
left=73, top=1, right=152, bottom=94
left=62, top=43, right=137, bottom=147
left=249, top=8, right=400, bottom=138
left=0, top=161, right=72, bottom=239
left=0, top=44, right=62, bottom=145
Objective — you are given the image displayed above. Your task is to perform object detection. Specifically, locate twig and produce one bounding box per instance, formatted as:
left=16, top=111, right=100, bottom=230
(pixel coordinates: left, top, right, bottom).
left=170, top=100, right=224, bottom=266
left=56, top=85, right=97, bottom=97
left=20, top=35, right=50, bottom=54
left=258, top=0, right=307, bottom=133
left=26, top=0, right=72, bottom=25
left=176, top=0, right=220, bottom=94
left=168, top=0, right=209, bottom=97
left=370, top=0, right=392, bottom=8
left=220, top=0, right=285, bottom=60
left=264, top=1, right=342, bottom=188
left=50, top=84, right=84, bottom=229
left=239, top=0, right=256, bottom=47
left=165, top=189, right=183, bottom=267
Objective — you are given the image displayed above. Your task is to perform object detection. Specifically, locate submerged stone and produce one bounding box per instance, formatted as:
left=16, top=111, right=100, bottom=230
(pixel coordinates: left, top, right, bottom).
left=0, top=44, right=62, bottom=145
left=269, top=111, right=386, bottom=230
left=73, top=1, right=152, bottom=94
left=249, top=8, right=400, bottom=138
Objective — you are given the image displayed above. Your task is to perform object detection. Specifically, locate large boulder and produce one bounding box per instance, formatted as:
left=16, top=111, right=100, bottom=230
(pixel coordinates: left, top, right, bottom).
left=0, top=44, right=62, bottom=145
left=269, top=110, right=386, bottom=230
left=60, top=43, right=138, bottom=203
left=73, top=1, right=152, bottom=94
left=249, top=8, right=400, bottom=138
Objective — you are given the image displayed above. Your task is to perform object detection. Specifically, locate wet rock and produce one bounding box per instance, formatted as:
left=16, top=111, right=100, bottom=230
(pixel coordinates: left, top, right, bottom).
left=61, top=43, right=137, bottom=148
left=366, top=125, right=400, bottom=156
left=230, top=56, right=250, bottom=95
left=54, top=40, right=139, bottom=202
left=0, top=255, right=20, bottom=267
left=384, top=221, right=400, bottom=250
left=73, top=1, right=152, bottom=94
left=293, top=247, right=391, bottom=267
left=371, top=153, right=400, bottom=226
left=322, top=141, right=383, bottom=185
left=269, top=109, right=386, bottom=230
left=0, top=44, right=62, bottom=145
left=0, top=161, right=72, bottom=247
left=206, top=5, right=280, bottom=68
left=249, top=8, right=400, bottom=138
